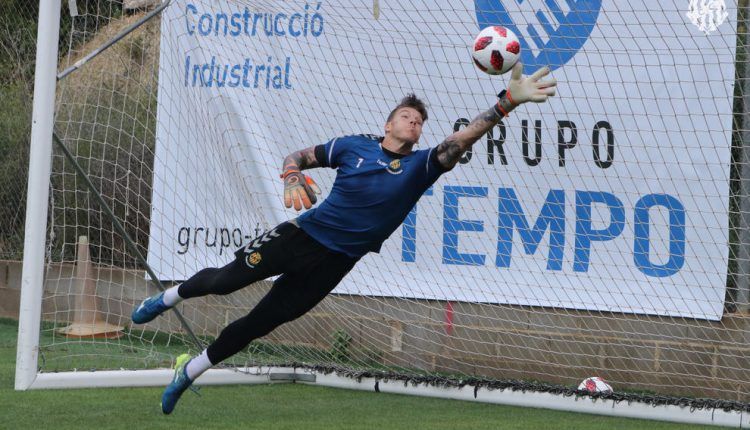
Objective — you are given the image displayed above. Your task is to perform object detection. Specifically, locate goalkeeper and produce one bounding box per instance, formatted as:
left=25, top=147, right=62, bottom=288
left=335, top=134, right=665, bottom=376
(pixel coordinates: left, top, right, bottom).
left=131, top=62, right=556, bottom=414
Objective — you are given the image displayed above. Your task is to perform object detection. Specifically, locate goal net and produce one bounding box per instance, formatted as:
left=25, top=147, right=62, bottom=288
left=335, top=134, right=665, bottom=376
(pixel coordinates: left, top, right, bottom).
left=18, top=0, right=750, bottom=422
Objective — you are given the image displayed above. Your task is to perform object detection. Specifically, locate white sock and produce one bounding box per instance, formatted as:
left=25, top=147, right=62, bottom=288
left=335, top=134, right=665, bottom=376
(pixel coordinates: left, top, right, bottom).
left=162, top=284, right=183, bottom=307
left=185, top=349, right=213, bottom=381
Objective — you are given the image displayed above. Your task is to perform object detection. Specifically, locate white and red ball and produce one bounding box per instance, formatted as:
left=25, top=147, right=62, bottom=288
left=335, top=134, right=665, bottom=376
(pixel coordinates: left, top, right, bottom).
left=472, top=26, right=521, bottom=75
left=578, top=377, right=613, bottom=394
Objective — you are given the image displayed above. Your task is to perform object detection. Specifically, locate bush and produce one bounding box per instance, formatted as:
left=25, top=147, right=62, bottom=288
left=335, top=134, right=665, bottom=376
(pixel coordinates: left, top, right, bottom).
left=0, top=82, right=31, bottom=259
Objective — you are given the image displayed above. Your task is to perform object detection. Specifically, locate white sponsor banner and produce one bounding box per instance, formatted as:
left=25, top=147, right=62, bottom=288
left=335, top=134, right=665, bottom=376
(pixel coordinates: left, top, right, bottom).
left=150, top=0, right=736, bottom=320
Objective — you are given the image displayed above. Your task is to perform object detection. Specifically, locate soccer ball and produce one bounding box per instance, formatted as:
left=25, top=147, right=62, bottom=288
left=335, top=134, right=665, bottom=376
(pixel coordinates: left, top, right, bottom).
left=472, top=26, right=521, bottom=75
left=578, top=376, right=613, bottom=394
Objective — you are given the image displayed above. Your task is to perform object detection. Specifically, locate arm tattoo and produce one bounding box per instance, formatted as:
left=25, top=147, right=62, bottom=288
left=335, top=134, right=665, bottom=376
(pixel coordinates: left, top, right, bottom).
left=282, top=146, right=321, bottom=173
left=436, top=135, right=463, bottom=169
left=436, top=107, right=501, bottom=169
left=466, top=108, right=502, bottom=136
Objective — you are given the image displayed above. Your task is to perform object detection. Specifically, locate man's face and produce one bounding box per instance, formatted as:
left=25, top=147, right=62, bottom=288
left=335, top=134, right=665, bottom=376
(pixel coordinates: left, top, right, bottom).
left=385, top=107, right=423, bottom=144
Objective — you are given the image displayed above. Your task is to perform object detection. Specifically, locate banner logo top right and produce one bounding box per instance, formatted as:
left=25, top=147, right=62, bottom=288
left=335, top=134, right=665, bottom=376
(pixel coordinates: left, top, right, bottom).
left=686, top=0, right=729, bottom=34
left=474, top=0, right=602, bottom=73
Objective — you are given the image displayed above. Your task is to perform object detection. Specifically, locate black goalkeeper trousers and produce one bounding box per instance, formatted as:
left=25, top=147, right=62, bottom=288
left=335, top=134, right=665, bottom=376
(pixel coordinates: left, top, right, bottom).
left=177, top=221, right=359, bottom=365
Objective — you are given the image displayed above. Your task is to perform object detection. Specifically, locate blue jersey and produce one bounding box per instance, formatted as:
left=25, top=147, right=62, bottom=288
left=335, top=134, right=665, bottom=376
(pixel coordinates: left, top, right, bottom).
left=296, top=134, right=448, bottom=257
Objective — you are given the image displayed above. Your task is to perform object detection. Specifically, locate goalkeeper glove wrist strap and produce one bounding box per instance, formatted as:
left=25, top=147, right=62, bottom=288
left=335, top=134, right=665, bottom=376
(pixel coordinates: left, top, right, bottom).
left=494, top=101, right=508, bottom=118
left=280, top=168, right=301, bottom=179
left=494, top=89, right=516, bottom=118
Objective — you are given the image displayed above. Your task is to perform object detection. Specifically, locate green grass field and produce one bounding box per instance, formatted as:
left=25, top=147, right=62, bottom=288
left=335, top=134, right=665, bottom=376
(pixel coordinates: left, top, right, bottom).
left=0, top=318, right=725, bottom=430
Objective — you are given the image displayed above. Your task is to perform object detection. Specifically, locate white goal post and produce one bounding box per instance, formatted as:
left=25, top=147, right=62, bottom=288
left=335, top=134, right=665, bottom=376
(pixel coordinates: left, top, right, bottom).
left=15, top=0, right=62, bottom=392
left=15, top=0, right=750, bottom=427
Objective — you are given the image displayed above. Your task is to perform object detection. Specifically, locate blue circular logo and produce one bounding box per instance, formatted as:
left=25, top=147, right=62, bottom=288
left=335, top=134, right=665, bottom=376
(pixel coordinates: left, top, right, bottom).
left=475, top=0, right=602, bottom=73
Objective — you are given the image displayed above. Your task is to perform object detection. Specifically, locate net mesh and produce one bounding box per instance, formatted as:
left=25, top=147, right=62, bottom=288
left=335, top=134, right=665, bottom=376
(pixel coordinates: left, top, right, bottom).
left=0, top=0, right=37, bottom=260
left=20, top=0, right=750, bottom=411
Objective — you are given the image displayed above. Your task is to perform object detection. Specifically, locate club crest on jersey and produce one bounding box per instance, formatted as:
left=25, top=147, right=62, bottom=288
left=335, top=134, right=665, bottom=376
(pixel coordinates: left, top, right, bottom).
left=387, top=159, right=402, bottom=174
left=246, top=251, right=262, bottom=267
left=376, top=158, right=403, bottom=174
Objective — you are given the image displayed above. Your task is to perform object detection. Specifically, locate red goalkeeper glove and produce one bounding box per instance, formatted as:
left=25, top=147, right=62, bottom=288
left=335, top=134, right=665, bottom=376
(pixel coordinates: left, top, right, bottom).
left=281, top=169, right=321, bottom=211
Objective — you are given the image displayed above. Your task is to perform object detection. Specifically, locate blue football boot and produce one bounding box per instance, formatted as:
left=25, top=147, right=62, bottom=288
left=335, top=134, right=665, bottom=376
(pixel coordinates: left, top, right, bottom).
left=131, top=292, right=170, bottom=324
left=161, top=353, right=198, bottom=414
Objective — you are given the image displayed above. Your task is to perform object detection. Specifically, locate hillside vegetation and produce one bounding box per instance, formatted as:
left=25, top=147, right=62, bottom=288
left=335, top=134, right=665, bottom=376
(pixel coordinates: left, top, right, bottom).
left=54, top=10, right=159, bottom=265
left=0, top=1, right=159, bottom=264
